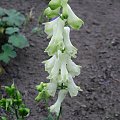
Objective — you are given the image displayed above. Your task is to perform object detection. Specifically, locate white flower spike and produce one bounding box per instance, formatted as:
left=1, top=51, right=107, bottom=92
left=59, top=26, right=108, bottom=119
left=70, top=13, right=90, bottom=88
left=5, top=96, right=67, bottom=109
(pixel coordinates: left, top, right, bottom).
left=37, top=0, right=84, bottom=117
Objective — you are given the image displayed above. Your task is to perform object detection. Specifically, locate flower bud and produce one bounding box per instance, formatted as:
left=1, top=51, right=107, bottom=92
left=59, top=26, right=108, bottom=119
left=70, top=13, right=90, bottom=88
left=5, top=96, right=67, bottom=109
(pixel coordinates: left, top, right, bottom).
left=67, top=5, right=84, bottom=30
left=48, top=0, right=61, bottom=10
left=44, top=7, right=60, bottom=19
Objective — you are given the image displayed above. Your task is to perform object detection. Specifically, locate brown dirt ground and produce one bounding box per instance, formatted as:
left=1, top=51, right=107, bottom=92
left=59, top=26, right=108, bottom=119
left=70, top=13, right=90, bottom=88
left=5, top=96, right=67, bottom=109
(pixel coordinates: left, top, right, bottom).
left=0, top=0, right=120, bottom=120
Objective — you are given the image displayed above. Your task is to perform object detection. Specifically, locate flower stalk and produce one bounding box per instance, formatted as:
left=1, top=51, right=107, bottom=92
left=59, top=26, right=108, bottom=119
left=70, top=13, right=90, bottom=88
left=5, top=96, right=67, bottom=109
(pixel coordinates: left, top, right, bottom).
left=36, top=0, right=84, bottom=118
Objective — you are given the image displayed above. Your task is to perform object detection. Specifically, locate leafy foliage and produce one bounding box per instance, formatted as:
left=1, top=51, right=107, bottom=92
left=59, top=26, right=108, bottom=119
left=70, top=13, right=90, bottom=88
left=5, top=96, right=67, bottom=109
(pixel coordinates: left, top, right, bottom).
left=0, top=83, right=30, bottom=120
left=8, top=34, right=29, bottom=48
left=0, top=7, right=29, bottom=63
left=0, top=44, right=16, bottom=63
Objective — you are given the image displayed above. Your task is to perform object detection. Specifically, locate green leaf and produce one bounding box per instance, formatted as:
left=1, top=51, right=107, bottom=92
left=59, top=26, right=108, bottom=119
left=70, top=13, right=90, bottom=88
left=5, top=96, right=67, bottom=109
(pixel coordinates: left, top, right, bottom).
left=8, top=34, right=29, bottom=48
left=0, top=98, right=6, bottom=108
left=3, top=9, right=25, bottom=26
left=5, top=27, right=19, bottom=35
left=0, top=44, right=16, bottom=63
left=5, top=98, right=13, bottom=110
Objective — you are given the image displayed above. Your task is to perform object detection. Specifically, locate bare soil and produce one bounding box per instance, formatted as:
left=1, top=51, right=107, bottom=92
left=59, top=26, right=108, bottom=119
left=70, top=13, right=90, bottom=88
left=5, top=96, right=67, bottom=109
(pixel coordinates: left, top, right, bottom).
left=0, top=0, right=120, bottom=120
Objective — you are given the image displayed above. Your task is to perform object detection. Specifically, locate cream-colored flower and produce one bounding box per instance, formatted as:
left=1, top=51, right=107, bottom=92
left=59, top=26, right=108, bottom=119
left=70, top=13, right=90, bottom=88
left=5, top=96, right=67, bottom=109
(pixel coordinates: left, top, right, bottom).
left=43, top=17, right=59, bottom=39
left=49, top=89, right=68, bottom=116
left=42, top=55, right=56, bottom=73
left=68, top=74, right=83, bottom=97
left=46, top=82, right=57, bottom=97
left=47, top=50, right=62, bottom=80
left=45, top=18, right=65, bottom=56
left=67, top=57, right=81, bottom=77
left=63, top=27, right=77, bottom=58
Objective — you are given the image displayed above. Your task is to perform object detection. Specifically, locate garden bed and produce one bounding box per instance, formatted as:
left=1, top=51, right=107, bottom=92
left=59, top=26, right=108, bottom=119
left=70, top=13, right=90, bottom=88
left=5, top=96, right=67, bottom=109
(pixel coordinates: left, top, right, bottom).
left=0, top=0, right=120, bottom=120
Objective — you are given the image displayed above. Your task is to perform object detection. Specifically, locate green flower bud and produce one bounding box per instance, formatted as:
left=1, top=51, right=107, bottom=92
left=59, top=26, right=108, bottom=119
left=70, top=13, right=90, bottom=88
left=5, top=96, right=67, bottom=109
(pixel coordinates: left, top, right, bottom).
left=61, top=0, right=69, bottom=19
left=67, top=5, right=84, bottom=30
left=44, top=7, right=60, bottom=19
left=36, top=82, right=44, bottom=92
left=48, top=0, right=61, bottom=10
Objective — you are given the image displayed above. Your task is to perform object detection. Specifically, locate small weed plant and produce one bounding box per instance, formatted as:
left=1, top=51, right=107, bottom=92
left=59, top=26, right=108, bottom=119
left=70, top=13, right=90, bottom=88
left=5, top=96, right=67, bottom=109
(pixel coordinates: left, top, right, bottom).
left=0, top=83, right=30, bottom=120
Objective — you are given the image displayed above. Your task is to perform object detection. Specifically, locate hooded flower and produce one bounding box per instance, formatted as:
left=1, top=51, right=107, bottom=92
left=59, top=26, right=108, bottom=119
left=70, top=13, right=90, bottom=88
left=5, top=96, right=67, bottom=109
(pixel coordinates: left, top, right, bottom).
left=44, top=7, right=60, bottom=19
left=67, top=74, right=83, bottom=97
left=48, top=0, right=61, bottom=10
left=67, top=4, right=84, bottom=30
left=60, top=53, right=69, bottom=83
left=63, top=27, right=77, bottom=58
left=47, top=50, right=62, bottom=80
left=43, top=17, right=59, bottom=38
left=49, top=89, right=68, bottom=116
left=45, top=18, right=65, bottom=56
left=42, top=55, right=56, bottom=73
left=67, top=57, right=81, bottom=77
left=46, top=82, right=57, bottom=97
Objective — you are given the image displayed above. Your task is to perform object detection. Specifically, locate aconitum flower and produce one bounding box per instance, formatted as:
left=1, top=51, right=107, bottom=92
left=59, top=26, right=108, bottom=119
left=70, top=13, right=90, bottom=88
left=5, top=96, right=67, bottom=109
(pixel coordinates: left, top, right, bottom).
left=45, top=18, right=65, bottom=56
left=49, top=89, right=68, bottom=115
left=44, top=7, right=60, bottom=19
left=63, top=27, right=77, bottom=58
left=42, top=55, right=56, bottom=73
left=60, top=53, right=69, bottom=83
left=47, top=51, right=62, bottom=80
left=46, top=82, right=57, bottom=97
left=67, top=74, right=83, bottom=97
left=48, top=0, right=61, bottom=10
left=43, top=17, right=59, bottom=38
left=67, top=57, right=81, bottom=77
left=67, top=4, right=84, bottom=30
